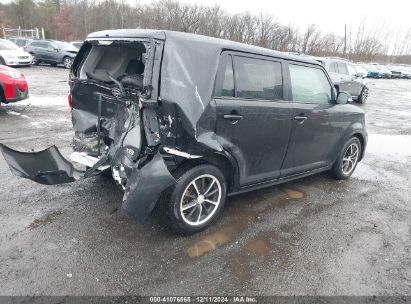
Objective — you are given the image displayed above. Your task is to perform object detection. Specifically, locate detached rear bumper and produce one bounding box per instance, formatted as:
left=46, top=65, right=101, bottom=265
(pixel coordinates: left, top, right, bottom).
left=1, top=144, right=176, bottom=223
left=0, top=145, right=82, bottom=185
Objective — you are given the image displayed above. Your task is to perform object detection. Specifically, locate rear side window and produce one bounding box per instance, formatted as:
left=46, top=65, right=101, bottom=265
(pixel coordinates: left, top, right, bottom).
left=289, top=64, right=331, bottom=104
left=234, top=56, right=283, bottom=100
left=30, top=41, right=40, bottom=47
left=31, top=42, right=48, bottom=48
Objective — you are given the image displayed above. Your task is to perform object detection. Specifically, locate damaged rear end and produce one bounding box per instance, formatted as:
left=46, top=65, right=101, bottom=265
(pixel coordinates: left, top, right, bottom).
left=1, top=34, right=176, bottom=222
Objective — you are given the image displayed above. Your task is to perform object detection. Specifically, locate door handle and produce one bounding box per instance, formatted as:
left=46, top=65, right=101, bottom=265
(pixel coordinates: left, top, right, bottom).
left=223, top=114, right=243, bottom=121
left=223, top=114, right=243, bottom=125
left=294, top=116, right=307, bottom=124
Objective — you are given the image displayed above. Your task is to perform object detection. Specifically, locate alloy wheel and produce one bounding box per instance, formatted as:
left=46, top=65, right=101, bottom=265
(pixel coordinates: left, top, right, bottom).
left=180, top=174, right=222, bottom=226
left=342, top=143, right=359, bottom=175
left=64, top=58, right=73, bottom=69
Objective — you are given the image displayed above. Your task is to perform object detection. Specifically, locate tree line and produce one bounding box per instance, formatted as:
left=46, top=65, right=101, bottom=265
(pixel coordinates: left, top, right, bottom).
left=1, top=0, right=410, bottom=63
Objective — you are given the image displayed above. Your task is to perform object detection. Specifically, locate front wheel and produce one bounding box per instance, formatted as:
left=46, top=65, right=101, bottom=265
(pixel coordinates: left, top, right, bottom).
left=162, top=164, right=227, bottom=235
left=357, top=87, right=369, bottom=104
left=63, top=57, right=73, bottom=69
left=331, top=137, right=362, bottom=180
left=32, top=55, right=40, bottom=65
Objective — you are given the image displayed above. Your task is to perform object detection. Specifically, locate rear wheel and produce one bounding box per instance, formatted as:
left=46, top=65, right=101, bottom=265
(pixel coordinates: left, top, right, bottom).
left=331, top=137, right=361, bottom=180
left=357, top=87, right=368, bottom=104
left=161, top=164, right=227, bottom=235
left=0, top=57, right=5, bottom=65
left=63, top=57, right=73, bottom=69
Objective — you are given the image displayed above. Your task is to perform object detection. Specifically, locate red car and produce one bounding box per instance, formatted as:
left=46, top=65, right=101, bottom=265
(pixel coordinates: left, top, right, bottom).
left=0, top=65, right=28, bottom=104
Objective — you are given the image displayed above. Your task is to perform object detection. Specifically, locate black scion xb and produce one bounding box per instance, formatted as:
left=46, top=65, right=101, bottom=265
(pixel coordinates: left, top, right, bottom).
left=1, top=30, right=367, bottom=234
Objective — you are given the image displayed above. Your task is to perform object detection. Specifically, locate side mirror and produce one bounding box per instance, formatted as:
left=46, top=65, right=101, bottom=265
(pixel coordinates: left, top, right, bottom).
left=54, top=48, right=60, bottom=52
left=336, top=92, right=352, bottom=104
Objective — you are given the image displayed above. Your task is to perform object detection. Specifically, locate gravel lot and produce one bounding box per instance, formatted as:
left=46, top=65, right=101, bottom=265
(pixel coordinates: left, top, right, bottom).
left=0, top=66, right=410, bottom=296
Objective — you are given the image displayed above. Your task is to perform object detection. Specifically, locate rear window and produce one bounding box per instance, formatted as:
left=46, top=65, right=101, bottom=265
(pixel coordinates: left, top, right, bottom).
left=234, top=56, right=283, bottom=100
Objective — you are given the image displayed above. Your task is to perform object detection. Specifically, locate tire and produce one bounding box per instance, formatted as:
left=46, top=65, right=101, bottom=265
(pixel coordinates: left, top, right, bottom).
left=63, top=57, right=73, bottom=69
left=357, top=87, right=369, bottom=104
left=0, top=56, right=5, bottom=65
left=331, top=137, right=362, bottom=180
left=32, top=55, right=40, bottom=65
left=161, top=164, right=227, bottom=235
left=0, top=87, right=4, bottom=105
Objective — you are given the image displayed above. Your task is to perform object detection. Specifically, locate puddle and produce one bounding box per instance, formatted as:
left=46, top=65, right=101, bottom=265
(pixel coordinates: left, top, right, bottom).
left=187, top=224, right=241, bottom=258
left=283, top=187, right=305, bottom=199
left=186, top=189, right=303, bottom=258
left=28, top=210, right=63, bottom=229
left=245, top=239, right=270, bottom=256
left=6, top=110, right=30, bottom=119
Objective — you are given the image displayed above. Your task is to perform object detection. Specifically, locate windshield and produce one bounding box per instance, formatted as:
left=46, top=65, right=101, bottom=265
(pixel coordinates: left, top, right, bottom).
left=0, top=40, right=19, bottom=50
left=52, top=41, right=78, bottom=51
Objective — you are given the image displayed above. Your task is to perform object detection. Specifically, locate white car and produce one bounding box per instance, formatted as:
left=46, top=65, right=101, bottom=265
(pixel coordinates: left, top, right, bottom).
left=0, top=39, right=33, bottom=66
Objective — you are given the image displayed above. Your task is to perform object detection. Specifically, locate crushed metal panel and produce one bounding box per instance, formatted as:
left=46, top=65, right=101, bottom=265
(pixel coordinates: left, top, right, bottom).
left=122, top=151, right=176, bottom=222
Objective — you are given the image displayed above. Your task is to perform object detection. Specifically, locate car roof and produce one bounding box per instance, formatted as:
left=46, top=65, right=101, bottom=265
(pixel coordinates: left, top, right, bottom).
left=86, top=29, right=322, bottom=67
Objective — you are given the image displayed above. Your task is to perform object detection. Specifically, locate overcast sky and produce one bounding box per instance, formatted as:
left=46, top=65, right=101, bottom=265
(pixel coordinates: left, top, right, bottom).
left=1, top=0, right=410, bottom=36
left=138, top=0, right=411, bottom=36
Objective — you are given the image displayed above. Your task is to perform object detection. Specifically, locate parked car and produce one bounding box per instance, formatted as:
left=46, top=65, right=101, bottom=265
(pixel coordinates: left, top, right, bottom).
left=375, top=64, right=392, bottom=78
left=25, top=40, right=78, bottom=68
left=70, top=41, right=83, bottom=49
left=387, top=65, right=402, bottom=78
left=0, top=64, right=28, bottom=104
left=363, top=64, right=381, bottom=78
left=353, top=64, right=368, bottom=78
left=0, top=30, right=367, bottom=234
left=400, top=66, right=411, bottom=79
left=0, top=39, right=33, bottom=67
left=316, top=57, right=369, bottom=103
left=8, top=37, right=33, bottom=48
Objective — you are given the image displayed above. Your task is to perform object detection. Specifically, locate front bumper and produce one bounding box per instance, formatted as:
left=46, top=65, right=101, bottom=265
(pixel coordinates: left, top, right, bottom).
left=2, top=84, right=29, bottom=103
left=4, top=57, right=32, bottom=66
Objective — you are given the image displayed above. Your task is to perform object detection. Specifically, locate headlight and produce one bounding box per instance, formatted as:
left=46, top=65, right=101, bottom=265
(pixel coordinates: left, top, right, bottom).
left=4, top=55, right=15, bottom=59
left=0, top=70, right=21, bottom=79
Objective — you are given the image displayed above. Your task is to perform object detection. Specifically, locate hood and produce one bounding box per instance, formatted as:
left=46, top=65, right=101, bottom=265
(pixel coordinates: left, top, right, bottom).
left=0, top=49, right=32, bottom=58
left=0, top=64, right=23, bottom=73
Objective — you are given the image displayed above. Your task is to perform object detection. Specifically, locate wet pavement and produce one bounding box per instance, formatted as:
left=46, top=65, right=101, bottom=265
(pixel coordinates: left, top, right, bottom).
left=0, top=67, right=410, bottom=296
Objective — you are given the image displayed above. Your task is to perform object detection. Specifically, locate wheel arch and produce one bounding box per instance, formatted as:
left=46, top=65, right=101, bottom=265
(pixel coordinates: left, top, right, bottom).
left=175, top=151, right=239, bottom=193
left=351, top=132, right=366, bottom=161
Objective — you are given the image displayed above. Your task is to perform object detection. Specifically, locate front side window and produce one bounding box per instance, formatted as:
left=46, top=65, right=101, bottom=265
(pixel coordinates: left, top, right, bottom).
left=220, top=56, right=235, bottom=97
left=329, top=62, right=338, bottom=73
left=289, top=64, right=332, bottom=104
left=234, top=56, right=283, bottom=100
left=347, top=64, right=357, bottom=77
left=337, top=62, right=348, bottom=75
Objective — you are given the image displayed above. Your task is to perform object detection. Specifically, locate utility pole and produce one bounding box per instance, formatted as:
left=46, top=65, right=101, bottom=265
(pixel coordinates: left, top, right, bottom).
left=343, top=23, right=347, bottom=58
